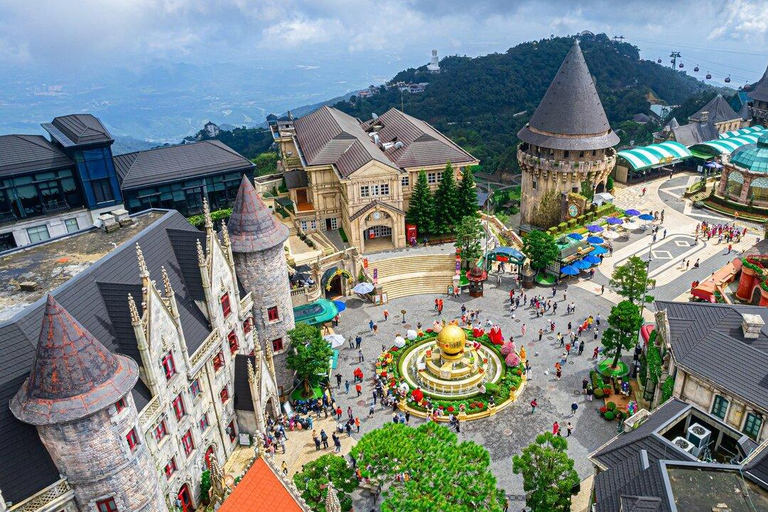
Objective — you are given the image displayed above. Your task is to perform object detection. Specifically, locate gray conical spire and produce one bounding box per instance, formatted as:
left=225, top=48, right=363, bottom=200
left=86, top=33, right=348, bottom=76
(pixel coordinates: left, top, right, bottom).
left=749, top=62, right=768, bottom=103
left=518, top=40, right=619, bottom=150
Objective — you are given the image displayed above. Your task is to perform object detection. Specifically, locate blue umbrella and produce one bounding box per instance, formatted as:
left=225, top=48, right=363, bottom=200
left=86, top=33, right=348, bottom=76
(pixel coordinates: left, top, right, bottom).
left=573, top=259, right=592, bottom=270
left=333, top=300, right=347, bottom=312
left=591, top=246, right=608, bottom=255
left=625, top=209, right=641, bottom=216
left=561, top=265, right=579, bottom=276
left=586, top=224, right=604, bottom=233
left=583, top=255, right=601, bottom=265
left=587, top=236, right=604, bottom=244
left=638, top=213, right=655, bottom=221
left=606, top=217, right=623, bottom=225
left=567, top=233, right=584, bottom=241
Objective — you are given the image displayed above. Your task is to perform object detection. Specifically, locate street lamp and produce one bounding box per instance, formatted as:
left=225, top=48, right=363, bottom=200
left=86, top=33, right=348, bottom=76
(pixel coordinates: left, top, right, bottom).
left=401, top=309, right=407, bottom=323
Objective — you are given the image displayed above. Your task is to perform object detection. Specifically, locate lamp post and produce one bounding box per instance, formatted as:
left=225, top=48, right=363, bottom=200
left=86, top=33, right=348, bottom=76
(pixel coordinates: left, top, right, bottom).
left=401, top=310, right=407, bottom=324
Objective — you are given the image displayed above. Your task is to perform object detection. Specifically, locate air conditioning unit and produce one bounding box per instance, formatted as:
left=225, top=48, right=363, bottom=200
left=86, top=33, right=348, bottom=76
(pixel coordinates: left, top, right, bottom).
left=686, top=423, right=712, bottom=457
left=672, top=436, right=695, bottom=454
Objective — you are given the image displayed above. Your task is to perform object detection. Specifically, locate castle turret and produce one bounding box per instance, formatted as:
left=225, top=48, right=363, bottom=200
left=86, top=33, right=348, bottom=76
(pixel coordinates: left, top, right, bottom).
left=517, top=40, right=618, bottom=229
left=10, top=295, right=166, bottom=512
left=228, top=175, right=294, bottom=392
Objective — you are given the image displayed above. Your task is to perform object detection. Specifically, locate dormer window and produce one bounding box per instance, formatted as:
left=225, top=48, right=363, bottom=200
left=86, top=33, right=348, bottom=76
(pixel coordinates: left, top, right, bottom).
left=220, top=293, right=231, bottom=318
left=162, top=352, right=176, bottom=380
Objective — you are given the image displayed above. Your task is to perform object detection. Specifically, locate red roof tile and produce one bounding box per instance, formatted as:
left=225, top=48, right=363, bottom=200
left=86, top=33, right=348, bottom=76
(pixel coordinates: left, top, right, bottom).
left=218, top=458, right=305, bottom=512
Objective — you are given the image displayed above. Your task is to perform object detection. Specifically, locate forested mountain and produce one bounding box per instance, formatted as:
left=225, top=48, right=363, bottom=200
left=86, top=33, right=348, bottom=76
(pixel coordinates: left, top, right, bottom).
left=193, top=126, right=274, bottom=160
left=333, top=33, right=713, bottom=173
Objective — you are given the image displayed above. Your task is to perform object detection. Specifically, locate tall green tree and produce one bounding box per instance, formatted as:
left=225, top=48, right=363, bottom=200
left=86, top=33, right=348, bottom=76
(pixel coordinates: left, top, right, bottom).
left=434, top=162, right=460, bottom=234
left=286, top=322, right=333, bottom=397
left=602, top=300, right=643, bottom=369
left=458, top=166, right=480, bottom=218
left=512, top=432, right=579, bottom=512
left=522, top=230, right=559, bottom=275
left=406, top=170, right=435, bottom=235
left=351, top=422, right=506, bottom=512
left=609, top=256, right=655, bottom=304
left=455, top=215, right=484, bottom=269
left=293, top=454, right=357, bottom=512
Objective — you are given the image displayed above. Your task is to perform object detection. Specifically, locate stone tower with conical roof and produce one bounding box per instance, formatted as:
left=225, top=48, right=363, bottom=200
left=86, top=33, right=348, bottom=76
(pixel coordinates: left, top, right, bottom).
left=228, top=175, right=295, bottom=391
left=518, top=40, right=619, bottom=229
left=11, top=295, right=166, bottom=512
left=749, top=62, right=768, bottom=126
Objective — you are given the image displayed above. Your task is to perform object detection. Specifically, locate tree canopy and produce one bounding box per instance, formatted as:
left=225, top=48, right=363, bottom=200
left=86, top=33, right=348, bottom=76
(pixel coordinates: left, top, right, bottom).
left=512, top=432, right=579, bottom=512
left=434, top=162, right=460, bottom=234
left=602, top=300, right=643, bottom=368
left=406, top=170, right=435, bottom=235
left=251, top=151, right=279, bottom=176
left=609, top=256, right=655, bottom=304
left=455, top=215, right=484, bottom=269
left=523, top=230, right=559, bottom=274
left=293, top=454, right=357, bottom=512
left=351, top=422, right=506, bottom=512
left=286, top=322, right=333, bottom=396
left=458, top=166, right=480, bottom=218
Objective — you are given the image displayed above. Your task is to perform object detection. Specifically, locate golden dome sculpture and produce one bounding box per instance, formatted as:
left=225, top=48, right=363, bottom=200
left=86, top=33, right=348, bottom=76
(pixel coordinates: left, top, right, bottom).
left=436, top=322, right=466, bottom=361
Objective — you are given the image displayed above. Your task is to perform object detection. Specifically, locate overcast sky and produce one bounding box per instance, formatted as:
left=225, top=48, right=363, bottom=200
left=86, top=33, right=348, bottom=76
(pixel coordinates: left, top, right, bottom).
left=1, top=0, right=767, bottom=84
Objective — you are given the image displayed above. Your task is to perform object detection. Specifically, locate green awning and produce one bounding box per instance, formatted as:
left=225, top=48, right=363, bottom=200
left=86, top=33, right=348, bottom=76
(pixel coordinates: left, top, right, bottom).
left=720, top=125, right=765, bottom=139
left=690, top=133, right=764, bottom=156
left=617, top=141, right=692, bottom=171
left=293, top=299, right=339, bottom=325
left=275, top=197, right=294, bottom=207
left=688, top=149, right=715, bottom=160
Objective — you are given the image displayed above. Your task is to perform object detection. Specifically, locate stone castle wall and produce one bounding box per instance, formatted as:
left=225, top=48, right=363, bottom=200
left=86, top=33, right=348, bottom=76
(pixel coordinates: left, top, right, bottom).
left=233, top=244, right=295, bottom=392
left=37, top=393, right=166, bottom=512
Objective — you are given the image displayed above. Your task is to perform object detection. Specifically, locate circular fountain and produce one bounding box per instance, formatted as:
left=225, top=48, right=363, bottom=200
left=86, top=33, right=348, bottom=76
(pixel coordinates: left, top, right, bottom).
left=399, top=322, right=504, bottom=399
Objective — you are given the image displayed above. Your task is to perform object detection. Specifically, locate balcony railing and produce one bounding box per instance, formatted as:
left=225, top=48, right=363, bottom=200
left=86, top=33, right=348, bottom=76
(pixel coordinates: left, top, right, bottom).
left=9, top=479, right=73, bottom=512
left=517, top=149, right=616, bottom=173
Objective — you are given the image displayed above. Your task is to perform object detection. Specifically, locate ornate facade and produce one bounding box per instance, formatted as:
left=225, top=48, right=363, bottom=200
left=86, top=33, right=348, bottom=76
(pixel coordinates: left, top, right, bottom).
left=517, top=40, right=618, bottom=229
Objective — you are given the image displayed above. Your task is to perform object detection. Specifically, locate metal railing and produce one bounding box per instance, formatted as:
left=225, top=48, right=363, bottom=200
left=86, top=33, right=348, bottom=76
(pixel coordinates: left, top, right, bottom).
left=8, top=479, right=73, bottom=512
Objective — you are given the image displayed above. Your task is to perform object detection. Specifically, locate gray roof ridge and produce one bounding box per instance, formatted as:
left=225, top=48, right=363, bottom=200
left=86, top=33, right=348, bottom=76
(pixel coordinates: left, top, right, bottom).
left=0, top=210, right=179, bottom=329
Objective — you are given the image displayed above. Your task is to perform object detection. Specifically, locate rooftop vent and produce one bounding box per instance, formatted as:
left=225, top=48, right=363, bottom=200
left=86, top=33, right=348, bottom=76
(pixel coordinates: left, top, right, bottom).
left=741, top=313, right=764, bottom=339
left=672, top=436, right=695, bottom=454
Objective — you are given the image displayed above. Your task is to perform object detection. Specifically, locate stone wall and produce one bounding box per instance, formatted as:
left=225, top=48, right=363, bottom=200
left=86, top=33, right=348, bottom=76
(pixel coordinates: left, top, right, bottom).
left=37, top=394, right=166, bottom=512
left=233, top=244, right=295, bottom=393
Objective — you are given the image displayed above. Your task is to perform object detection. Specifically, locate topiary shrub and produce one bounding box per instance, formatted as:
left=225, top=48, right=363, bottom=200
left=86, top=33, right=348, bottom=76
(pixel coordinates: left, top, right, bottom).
left=604, top=411, right=615, bottom=421
left=606, top=401, right=617, bottom=411
left=594, top=388, right=604, bottom=399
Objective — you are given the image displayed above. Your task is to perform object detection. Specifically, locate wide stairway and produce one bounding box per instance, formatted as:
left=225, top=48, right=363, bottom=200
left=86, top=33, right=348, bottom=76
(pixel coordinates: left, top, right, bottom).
left=370, top=254, right=456, bottom=300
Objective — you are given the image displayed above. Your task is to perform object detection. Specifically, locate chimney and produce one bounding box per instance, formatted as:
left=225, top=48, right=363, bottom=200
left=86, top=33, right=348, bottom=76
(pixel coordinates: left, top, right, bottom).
left=741, top=313, right=764, bottom=339
left=700, top=111, right=709, bottom=123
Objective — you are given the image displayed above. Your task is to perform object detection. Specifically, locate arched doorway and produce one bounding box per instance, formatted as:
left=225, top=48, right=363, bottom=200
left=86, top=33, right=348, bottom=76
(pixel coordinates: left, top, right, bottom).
left=751, top=286, right=763, bottom=306
left=177, top=484, right=193, bottom=512
left=595, top=181, right=605, bottom=194
left=327, top=275, right=343, bottom=298
left=364, top=225, right=393, bottom=252
left=204, top=446, right=216, bottom=469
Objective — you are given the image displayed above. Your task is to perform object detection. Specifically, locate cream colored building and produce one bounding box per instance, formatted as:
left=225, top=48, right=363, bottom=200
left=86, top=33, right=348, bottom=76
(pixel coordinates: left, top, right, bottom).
left=273, top=106, right=478, bottom=253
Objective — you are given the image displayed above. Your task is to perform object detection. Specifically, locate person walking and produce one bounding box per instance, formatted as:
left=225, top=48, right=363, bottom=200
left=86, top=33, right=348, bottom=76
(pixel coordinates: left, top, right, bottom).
left=600, top=284, right=605, bottom=295
left=358, top=350, right=364, bottom=363
left=578, top=340, right=585, bottom=356
left=356, top=383, right=362, bottom=397
left=538, top=328, right=544, bottom=341
left=530, top=399, right=538, bottom=414
left=383, top=309, right=389, bottom=321
left=335, top=373, right=342, bottom=388
left=521, top=323, right=527, bottom=337
left=582, top=377, right=589, bottom=394
left=355, top=416, right=361, bottom=433
left=313, top=430, right=321, bottom=450
left=571, top=402, right=578, bottom=416
left=405, top=410, right=411, bottom=424
left=566, top=421, right=573, bottom=437
left=593, top=346, right=599, bottom=359
left=347, top=406, right=353, bottom=420
left=369, top=319, right=375, bottom=332
left=587, top=385, right=594, bottom=401
left=553, top=421, right=560, bottom=436
left=333, top=433, right=341, bottom=453
left=320, top=429, right=329, bottom=449
left=345, top=380, right=350, bottom=394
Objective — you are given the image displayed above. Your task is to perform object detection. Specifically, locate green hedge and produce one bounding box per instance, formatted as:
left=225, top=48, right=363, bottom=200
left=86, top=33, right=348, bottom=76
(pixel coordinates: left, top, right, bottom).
left=187, top=208, right=232, bottom=229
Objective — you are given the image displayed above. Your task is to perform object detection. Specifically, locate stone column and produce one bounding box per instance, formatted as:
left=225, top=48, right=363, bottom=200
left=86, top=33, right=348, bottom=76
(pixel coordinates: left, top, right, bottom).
left=718, top=170, right=729, bottom=197
left=739, top=175, right=753, bottom=203
left=736, top=264, right=757, bottom=302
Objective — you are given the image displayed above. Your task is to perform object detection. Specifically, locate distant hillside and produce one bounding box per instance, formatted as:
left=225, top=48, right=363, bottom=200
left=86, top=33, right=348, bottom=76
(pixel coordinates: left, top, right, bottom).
left=190, top=126, right=274, bottom=161
left=332, top=33, right=714, bottom=173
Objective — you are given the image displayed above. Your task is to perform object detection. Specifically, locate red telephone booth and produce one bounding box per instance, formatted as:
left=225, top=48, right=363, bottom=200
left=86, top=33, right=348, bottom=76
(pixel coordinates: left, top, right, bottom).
left=406, top=223, right=417, bottom=243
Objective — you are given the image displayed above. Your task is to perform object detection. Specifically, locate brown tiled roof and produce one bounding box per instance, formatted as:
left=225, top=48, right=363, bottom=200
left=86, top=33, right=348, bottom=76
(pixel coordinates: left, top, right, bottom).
left=689, top=94, right=740, bottom=124
left=218, top=457, right=306, bottom=512
left=42, top=114, right=113, bottom=147
left=367, top=108, right=477, bottom=168
left=518, top=40, right=619, bottom=151
left=0, top=135, right=73, bottom=178
left=293, top=106, right=398, bottom=177
left=228, top=175, right=289, bottom=252
left=10, top=295, right=138, bottom=425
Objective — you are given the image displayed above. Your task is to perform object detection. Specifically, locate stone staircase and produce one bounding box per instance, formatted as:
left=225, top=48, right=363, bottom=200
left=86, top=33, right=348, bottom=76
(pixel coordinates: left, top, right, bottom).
left=369, top=254, right=456, bottom=300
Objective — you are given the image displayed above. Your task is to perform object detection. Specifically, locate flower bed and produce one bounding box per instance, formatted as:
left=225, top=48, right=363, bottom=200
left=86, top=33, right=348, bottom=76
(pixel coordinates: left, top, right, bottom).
left=377, top=329, right=526, bottom=420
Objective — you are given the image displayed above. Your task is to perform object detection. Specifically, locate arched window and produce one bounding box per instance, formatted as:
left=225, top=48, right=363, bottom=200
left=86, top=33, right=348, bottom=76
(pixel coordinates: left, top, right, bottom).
left=750, top=176, right=768, bottom=202
left=726, top=171, right=744, bottom=199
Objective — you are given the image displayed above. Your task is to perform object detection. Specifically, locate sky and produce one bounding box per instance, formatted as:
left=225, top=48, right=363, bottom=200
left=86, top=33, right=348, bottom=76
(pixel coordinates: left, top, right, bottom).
left=1, top=0, right=768, bottom=140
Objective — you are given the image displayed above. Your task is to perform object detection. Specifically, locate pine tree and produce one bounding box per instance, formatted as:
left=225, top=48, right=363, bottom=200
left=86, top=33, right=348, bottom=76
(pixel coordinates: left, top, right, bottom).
left=457, top=166, right=479, bottom=218
left=405, top=170, right=434, bottom=235
left=434, top=162, right=460, bottom=234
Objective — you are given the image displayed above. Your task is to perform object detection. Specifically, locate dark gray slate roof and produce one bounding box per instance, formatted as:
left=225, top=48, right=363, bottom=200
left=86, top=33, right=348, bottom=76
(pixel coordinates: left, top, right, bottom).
left=0, top=211, right=212, bottom=503
left=42, top=114, right=113, bottom=147
left=364, top=108, right=477, bottom=168
left=114, top=140, right=254, bottom=191
left=518, top=40, right=619, bottom=151
left=228, top=176, right=289, bottom=252
left=0, top=135, right=73, bottom=178
left=592, top=399, right=692, bottom=512
left=750, top=64, right=768, bottom=103
left=284, top=169, right=308, bottom=189
left=671, top=121, right=719, bottom=146
left=233, top=354, right=255, bottom=412
left=10, top=296, right=139, bottom=425
left=293, top=106, right=399, bottom=177
left=655, top=300, right=768, bottom=412
left=689, top=94, right=740, bottom=124
left=619, top=496, right=662, bottom=511
left=746, top=443, right=768, bottom=489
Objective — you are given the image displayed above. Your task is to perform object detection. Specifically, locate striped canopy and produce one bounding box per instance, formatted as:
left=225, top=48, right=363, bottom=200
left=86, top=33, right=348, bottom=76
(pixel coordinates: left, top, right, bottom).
left=691, top=132, right=766, bottom=156
left=720, top=125, right=765, bottom=139
left=617, top=141, right=692, bottom=171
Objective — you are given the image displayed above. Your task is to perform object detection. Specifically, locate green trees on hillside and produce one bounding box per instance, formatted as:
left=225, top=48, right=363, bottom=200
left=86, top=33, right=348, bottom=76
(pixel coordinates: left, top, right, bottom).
left=407, top=163, right=477, bottom=237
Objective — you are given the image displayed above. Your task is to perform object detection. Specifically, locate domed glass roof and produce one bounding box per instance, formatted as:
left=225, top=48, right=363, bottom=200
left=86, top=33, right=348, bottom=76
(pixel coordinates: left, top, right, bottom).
left=730, top=133, right=768, bottom=173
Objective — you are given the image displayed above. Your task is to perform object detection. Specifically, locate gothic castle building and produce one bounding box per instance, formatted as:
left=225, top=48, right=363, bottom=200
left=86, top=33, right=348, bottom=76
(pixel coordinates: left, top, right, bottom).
left=517, top=40, right=618, bottom=230
left=0, top=178, right=290, bottom=512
